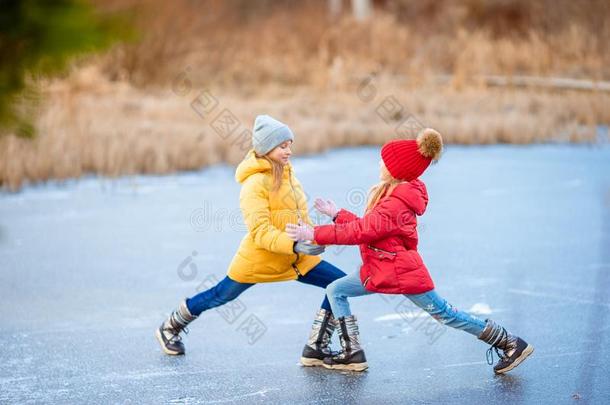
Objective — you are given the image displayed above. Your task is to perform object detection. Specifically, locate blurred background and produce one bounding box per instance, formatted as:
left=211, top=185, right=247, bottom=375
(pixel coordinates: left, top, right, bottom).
left=1, top=0, right=609, bottom=190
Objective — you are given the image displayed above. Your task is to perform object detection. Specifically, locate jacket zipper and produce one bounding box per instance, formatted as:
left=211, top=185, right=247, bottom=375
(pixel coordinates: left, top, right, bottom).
left=367, top=245, right=397, bottom=256
left=292, top=262, right=302, bottom=277
left=288, top=167, right=303, bottom=277
left=363, top=276, right=371, bottom=288
left=287, top=167, right=303, bottom=223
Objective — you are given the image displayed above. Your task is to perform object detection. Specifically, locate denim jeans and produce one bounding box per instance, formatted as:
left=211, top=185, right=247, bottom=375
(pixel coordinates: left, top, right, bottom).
left=186, top=260, right=346, bottom=316
left=326, top=270, right=486, bottom=336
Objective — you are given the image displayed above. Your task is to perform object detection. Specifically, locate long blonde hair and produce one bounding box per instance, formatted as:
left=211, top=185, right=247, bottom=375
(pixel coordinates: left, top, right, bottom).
left=366, top=178, right=402, bottom=212
left=256, top=153, right=284, bottom=192
left=366, top=162, right=402, bottom=211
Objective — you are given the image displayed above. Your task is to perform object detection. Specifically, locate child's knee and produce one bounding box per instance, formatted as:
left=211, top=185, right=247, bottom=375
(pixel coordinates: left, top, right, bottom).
left=325, top=279, right=341, bottom=298
left=420, top=299, right=450, bottom=322
left=432, top=302, right=459, bottom=324
left=221, top=288, right=244, bottom=303
left=210, top=286, right=238, bottom=306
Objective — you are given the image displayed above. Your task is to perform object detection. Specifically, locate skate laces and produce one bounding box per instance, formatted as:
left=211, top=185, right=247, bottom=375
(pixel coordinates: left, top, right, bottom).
left=486, top=346, right=506, bottom=365
left=485, top=324, right=508, bottom=365
left=166, top=310, right=191, bottom=341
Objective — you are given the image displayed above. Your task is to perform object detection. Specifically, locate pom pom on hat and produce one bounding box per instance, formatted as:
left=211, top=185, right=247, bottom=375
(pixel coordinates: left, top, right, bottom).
left=381, top=128, right=443, bottom=181
left=417, top=128, right=443, bottom=161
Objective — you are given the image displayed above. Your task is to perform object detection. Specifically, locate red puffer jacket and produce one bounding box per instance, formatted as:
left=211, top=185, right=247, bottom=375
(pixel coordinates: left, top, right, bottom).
left=314, top=179, right=435, bottom=294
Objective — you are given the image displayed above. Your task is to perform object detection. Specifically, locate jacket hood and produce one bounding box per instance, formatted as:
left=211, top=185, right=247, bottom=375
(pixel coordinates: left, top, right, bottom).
left=235, top=149, right=292, bottom=184
left=391, top=179, right=429, bottom=216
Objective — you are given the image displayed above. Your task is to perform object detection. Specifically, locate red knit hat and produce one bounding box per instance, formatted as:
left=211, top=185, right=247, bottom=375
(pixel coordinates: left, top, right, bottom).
left=381, top=128, right=443, bottom=181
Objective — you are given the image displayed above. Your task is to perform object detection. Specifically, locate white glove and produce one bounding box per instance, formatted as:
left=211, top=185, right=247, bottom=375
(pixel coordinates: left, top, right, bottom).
left=285, top=222, right=315, bottom=242
left=314, top=198, right=338, bottom=219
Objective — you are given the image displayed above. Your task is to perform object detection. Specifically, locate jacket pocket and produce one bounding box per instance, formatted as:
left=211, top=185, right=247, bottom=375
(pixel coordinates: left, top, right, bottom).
left=366, top=245, right=397, bottom=261
left=363, top=245, right=397, bottom=290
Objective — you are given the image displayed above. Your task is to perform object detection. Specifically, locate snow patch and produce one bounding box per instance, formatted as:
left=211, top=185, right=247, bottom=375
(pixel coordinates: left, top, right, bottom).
left=468, top=303, right=492, bottom=315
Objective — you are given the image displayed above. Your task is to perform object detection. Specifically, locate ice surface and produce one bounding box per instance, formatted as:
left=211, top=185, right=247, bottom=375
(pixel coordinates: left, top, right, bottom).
left=1, top=145, right=609, bottom=403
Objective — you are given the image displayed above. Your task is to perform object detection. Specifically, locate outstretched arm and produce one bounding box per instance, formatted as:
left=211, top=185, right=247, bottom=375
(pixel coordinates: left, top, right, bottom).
left=314, top=196, right=412, bottom=246
left=333, top=208, right=360, bottom=224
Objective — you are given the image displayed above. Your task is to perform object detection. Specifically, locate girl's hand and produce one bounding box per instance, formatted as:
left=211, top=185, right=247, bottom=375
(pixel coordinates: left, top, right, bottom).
left=285, top=222, right=314, bottom=241
left=314, top=198, right=338, bottom=219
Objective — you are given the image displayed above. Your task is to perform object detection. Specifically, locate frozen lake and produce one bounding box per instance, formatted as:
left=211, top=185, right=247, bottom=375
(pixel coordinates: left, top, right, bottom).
left=1, top=145, right=609, bottom=404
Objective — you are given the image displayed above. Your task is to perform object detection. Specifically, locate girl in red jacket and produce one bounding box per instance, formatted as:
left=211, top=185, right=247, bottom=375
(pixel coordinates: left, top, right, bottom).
left=286, top=129, right=533, bottom=374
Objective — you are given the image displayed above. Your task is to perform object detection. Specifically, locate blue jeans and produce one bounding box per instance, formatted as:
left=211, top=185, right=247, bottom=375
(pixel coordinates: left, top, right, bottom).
left=186, top=260, right=346, bottom=316
left=326, top=270, right=486, bottom=336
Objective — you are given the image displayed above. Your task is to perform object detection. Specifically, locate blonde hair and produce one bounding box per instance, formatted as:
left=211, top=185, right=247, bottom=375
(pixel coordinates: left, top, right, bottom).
left=256, top=153, right=284, bottom=192
left=366, top=178, right=402, bottom=211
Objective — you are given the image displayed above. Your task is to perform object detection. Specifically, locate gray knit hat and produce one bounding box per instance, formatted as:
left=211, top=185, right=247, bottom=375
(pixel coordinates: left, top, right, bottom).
left=252, top=115, right=294, bottom=156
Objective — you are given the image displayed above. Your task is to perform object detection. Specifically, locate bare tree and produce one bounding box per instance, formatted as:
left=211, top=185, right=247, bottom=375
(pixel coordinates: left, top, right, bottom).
left=351, top=0, right=371, bottom=20
left=329, top=0, right=372, bottom=20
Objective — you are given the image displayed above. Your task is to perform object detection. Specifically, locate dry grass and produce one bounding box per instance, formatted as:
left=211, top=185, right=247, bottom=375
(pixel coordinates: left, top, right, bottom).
left=1, top=0, right=609, bottom=190
left=1, top=65, right=608, bottom=190
left=97, top=0, right=609, bottom=87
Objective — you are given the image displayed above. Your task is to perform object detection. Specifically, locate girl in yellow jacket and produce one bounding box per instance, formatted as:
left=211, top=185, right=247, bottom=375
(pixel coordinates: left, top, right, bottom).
left=156, top=115, right=346, bottom=367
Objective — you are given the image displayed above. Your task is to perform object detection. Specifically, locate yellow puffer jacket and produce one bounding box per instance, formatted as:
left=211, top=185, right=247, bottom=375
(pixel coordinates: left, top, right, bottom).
left=227, top=150, right=321, bottom=283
